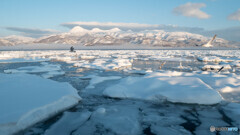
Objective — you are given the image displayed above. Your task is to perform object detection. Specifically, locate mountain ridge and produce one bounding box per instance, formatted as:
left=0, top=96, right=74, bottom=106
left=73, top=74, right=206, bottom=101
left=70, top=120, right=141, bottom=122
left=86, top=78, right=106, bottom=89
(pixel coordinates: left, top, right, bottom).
left=0, top=26, right=236, bottom=47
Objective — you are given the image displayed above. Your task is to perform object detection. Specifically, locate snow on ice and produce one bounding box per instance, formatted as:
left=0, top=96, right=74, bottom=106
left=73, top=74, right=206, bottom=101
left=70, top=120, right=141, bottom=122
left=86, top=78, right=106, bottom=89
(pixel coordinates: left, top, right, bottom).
left=82, top=75, right=122, bottom=89
left=4, top=62, right=65, bottom=78
left=103, top=71, right=223, bottom=105
left=0, top=73, right=81, bottom=135
left=0, top=50, right=240, bottom=134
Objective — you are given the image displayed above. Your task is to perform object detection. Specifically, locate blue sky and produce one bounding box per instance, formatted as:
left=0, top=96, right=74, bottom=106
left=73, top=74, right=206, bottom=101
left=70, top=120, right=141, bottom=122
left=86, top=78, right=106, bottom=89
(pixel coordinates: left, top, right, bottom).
left=0, top=0, right=240, bottom=41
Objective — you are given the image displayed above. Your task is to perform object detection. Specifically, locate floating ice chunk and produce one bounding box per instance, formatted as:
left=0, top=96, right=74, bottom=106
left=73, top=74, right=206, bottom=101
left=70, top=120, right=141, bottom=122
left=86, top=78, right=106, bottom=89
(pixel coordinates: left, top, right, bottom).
left=231, top=61, right=240, bottom=67
left=215, top=77, right=240, bottom=89
left=103, top=73, right=222, bottom=105
left=0, top=73, right=81, bottom=135
left=147, top=71, right=188, bottom=77
left=95, top=107, right=106, bottom=114
left=41, top=70, right=65, bottom=79
left=83, top=75, right=122, bottom=89
left=80, top=55, right=95, bottom=59
left=0, top=57, right=49, bottom=63
left=4, top=62, right=64, bottom=78
left=50, top=56, right=73, bottom=62
left=149, top=56, right=192, bottom=62
left=220, top=86, right=240, bottom=93
left=201, top=65, right=231, bottom=71
left=197, top=56, right=233, bottom=62
left=74, top=58, right=132, bottom=70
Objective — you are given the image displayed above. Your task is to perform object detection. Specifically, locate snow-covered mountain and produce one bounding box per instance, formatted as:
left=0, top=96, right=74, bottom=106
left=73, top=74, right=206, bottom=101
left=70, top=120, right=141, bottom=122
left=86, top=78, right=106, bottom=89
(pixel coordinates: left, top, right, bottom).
left=0, top=35, right=34, bottom=46
left=0, top=26, right=231, bottom=47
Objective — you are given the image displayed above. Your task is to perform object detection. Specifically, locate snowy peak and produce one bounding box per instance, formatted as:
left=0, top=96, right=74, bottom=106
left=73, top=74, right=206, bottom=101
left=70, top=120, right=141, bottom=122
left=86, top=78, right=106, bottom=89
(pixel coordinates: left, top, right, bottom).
left=69, top=26, right=89, bottom=33
left=108, top=28, right=121, bottom=32
left=69, top=26, right=121, bottom=34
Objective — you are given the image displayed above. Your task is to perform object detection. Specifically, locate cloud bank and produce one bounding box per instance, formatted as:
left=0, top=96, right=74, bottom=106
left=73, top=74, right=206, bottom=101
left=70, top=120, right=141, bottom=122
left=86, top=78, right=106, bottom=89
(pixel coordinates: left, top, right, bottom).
left=5, top=27, right=59, bottom=37
left=61, top=21, right=204, bottom=33
left=62, top=22, right=159, bottom=31
left=173, top=3, right=210, bottom=19
left=228, top=9, right=240, bottom=21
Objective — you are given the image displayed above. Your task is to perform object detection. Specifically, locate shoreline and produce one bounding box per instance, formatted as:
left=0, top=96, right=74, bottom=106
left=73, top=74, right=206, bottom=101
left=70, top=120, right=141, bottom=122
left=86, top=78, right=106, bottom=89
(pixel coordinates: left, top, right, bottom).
left=0, top=44, right=238, bottom=51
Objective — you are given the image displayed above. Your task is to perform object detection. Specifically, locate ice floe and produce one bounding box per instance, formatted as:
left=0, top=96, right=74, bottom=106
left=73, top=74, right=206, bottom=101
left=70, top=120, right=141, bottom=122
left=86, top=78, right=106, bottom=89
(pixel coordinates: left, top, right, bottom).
left=0, top=73, right=81, bottom=135
left=103, top=72, right=223, bottom=105
left=74, top=58, right=132, bottom=70
left=201, top=64, right=231, bottom=71
left=0, top=57, right=49, bottom=63
left=4, top=62, right=65, bottom=78
left=197, top=56, right=234, bottom=62
left=82, top=75, right=122, bottom=89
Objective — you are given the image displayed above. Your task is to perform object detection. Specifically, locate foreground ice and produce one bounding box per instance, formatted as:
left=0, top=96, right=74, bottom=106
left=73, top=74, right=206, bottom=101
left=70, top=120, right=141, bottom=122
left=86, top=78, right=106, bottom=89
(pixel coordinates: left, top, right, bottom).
left=0, top=73, right=81, bottom=135
left=1, top=50, right=240, bottom=134
left=45, top=104, right=141, bottom=135
left=223, top=103, right=240, bottom=126
left=103, top=71, right=223, bottom=105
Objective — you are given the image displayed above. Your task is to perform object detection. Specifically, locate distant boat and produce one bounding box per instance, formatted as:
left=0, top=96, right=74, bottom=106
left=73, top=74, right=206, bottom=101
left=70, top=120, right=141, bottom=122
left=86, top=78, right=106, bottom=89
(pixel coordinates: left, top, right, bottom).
left=202, top=35, right=217, bottom=47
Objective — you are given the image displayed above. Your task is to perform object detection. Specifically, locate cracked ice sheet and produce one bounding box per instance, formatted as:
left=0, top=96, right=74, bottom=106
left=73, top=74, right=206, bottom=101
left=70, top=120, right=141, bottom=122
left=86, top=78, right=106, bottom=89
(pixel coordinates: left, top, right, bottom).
left=0, top=73, right=81, bottom=135
left=4, top=62, right=65, bottom=79
left=103, top=71, right=223, bottom=105
left=44, top=111, right=92, bottom=135
left=71, top=105, right=141, bottom=135
left=195, top=108, right=229, bottom=135
left=44, top=100, right=193, bottom=135
left=222, top=103, right=240, bottom=126
left=141, top=104, right=191, bottom=135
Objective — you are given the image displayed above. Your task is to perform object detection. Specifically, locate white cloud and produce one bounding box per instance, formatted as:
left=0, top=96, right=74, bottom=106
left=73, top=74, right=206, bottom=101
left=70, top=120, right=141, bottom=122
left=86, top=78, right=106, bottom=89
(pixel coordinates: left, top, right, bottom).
left=61, top=21, right=204, bottom=32
left=5, top=27, right=59, bottom=37
left=62, top=22, right=158, bottom=28
left=61, top=22, right=159, bottom=31
left=173, top=2, right=210, bottom=19
left=228, top=9, right=240, bottom=21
